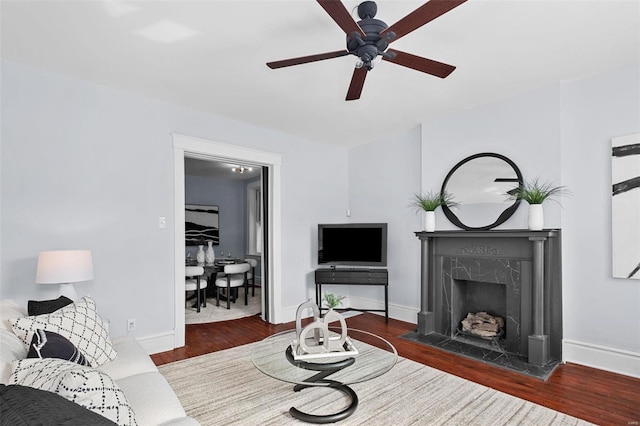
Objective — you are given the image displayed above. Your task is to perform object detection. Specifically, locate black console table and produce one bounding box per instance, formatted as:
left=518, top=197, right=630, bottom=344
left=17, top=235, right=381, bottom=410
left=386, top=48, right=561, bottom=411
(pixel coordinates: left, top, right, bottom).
left=314, top=268, right=389, bottom=322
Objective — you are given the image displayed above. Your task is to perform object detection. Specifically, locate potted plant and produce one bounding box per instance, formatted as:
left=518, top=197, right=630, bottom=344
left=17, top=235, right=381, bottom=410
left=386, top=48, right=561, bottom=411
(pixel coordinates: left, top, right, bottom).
left=510, top=178, right=569, bottom=230
left=323, top=292, right=346, bottom=310
left=410, top=191, right=458, bottom=232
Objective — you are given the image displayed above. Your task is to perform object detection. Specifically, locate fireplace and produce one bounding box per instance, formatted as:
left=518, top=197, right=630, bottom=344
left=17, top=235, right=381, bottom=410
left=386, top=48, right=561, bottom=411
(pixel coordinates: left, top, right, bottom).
left=406, top=230, right=562, bottom=379
left=447, top=257, right=523, bottom=356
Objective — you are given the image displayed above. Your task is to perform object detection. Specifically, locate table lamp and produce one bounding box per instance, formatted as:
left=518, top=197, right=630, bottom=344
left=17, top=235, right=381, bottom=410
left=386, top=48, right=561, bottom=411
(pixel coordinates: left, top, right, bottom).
left=35, top=250, right=94, bottom=300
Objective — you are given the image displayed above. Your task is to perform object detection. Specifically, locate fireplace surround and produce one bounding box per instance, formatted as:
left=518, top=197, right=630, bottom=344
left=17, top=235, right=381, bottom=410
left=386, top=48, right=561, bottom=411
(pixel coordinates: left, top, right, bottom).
left=408, top=230, right=562, bottom=378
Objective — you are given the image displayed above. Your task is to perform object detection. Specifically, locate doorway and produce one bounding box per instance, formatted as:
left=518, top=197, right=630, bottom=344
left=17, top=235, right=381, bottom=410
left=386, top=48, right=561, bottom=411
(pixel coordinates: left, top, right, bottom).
left=172, top=134, right=282, bottom=348
left=184, top=158, right=263, bottom=324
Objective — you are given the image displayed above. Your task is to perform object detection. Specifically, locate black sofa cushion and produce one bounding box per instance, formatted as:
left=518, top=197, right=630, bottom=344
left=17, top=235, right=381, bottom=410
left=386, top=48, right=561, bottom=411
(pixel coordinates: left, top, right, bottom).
left=27, top=296, right=73, bottom=316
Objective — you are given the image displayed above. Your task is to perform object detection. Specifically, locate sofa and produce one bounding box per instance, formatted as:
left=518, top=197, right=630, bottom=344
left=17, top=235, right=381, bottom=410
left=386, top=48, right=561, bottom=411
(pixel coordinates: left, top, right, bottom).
left=0, top=297, right=199, bottom=426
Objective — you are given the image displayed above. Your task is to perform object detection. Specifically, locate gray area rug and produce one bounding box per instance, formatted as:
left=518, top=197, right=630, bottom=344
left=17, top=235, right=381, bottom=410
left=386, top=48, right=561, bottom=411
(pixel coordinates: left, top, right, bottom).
left=185, top=288, right=261, bottom=325
left=159, top=342, right=592, bottom=425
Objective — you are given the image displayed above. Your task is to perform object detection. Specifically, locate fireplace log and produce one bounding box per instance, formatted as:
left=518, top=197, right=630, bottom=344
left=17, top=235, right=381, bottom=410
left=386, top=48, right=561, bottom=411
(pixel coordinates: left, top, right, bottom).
left=475, top=322, right=499, bottom=332
left=461, top=312, right=504, bottom=338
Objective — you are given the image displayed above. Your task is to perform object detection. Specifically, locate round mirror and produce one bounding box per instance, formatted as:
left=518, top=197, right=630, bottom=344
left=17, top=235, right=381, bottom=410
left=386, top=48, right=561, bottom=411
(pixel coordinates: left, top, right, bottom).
left=441, top=153, right=522, bottom=230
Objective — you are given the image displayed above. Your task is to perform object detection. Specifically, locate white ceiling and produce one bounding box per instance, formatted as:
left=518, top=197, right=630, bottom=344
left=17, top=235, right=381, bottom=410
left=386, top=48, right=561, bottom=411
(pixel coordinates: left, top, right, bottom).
left=2, top=0, right=638, bottom=148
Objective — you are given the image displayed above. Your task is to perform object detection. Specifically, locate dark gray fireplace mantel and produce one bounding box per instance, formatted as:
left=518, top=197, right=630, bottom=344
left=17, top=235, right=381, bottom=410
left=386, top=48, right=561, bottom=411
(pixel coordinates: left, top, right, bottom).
left=415, top=229, right=562, bottom=366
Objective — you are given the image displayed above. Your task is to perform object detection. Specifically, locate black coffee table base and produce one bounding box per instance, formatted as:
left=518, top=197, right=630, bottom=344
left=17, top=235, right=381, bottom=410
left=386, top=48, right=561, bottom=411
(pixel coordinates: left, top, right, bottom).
left=285, top=346, right=359, bottom=424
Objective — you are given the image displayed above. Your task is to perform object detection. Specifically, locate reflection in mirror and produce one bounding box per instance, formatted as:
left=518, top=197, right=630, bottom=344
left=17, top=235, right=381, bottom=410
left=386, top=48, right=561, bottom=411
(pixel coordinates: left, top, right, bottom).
left=441, top=153, right=522, bottom=230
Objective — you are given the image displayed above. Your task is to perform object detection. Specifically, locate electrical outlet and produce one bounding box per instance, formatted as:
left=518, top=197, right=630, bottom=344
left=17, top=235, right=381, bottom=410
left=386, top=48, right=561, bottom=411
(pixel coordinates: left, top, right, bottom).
left=158, top=217, right=166, bottom=229
left=127, top=319, right=136, bottom=333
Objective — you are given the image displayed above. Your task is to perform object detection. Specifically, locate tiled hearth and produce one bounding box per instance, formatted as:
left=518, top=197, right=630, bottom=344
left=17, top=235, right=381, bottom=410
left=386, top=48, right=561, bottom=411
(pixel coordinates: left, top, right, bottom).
left=402, top=331, right=559, bottom=380
left=405, top=230, right=562, bottom=380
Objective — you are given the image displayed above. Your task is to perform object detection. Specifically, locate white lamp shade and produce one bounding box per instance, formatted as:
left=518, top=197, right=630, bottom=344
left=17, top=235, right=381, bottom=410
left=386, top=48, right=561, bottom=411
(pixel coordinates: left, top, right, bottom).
left=36, top=250, right=94, bottom=284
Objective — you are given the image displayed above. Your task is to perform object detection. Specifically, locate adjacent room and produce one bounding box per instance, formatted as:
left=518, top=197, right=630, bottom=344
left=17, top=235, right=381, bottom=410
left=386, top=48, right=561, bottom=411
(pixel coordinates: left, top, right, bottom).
left=183, top=158, right=263, bottom=324
left=1, top=1, right=638, bottom=425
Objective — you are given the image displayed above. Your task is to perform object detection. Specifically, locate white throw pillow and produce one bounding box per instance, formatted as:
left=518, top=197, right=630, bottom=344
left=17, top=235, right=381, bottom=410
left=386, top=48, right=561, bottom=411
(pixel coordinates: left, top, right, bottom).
left=11, top=358, right=137, bottom=426
left=9, top=296, right=117, bottom=366
left=0, top=330, right=27, bottom=384
left=0, top=300, right=27, bottom=332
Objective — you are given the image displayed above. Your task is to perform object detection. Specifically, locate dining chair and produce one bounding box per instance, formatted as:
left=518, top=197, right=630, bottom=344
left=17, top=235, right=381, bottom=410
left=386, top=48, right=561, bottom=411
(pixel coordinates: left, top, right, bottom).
left=185, top=266, right=206, bottom=313
left=243, top=258, right=258, bottom=297
left=215, top=263, right=250, bottom=309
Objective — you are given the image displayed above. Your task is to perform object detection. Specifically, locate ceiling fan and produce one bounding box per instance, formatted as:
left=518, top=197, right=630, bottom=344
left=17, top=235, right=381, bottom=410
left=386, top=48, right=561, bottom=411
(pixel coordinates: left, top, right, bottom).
left=267, top=0, right=468, bottom=101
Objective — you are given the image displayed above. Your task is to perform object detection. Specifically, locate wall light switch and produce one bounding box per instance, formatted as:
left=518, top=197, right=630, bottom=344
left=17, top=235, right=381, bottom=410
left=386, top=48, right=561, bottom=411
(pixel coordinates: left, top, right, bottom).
left=158, top=217, right=166, bottom=229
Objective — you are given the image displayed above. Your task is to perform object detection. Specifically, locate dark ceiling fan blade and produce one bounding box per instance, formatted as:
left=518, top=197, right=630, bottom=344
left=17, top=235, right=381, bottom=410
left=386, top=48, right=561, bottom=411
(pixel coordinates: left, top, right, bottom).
left=317, top=0, right=365, bottom=37
left=381, top=0, right=467, bottom=42
left=267, top=50, right=350, bottom=69
left=383, top=49, right=456, bottom=78
left=346, top=67, right=367, bottom=101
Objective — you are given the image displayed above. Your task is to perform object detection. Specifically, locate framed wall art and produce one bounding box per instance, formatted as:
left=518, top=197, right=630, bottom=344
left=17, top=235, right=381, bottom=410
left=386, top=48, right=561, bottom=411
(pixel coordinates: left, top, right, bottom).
left=185, top=204, right=219, bottom=246
left=611, top=134, right=640, bottom=280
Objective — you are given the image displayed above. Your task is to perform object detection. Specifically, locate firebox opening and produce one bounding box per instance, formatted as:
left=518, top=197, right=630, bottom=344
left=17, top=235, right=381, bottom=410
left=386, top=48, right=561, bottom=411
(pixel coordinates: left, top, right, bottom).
left=452, top=279, right=507, bottom=349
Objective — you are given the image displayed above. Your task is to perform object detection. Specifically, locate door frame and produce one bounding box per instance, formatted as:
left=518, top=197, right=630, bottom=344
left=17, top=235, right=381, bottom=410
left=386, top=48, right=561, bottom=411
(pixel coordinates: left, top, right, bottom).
left=172, top=133, right=282, bottom=348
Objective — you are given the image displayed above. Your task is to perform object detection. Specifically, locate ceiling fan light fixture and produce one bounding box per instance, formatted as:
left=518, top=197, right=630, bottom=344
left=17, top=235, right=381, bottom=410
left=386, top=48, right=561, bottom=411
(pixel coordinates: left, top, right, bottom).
left=354, top=54, right=382, bottom=70
left=232, top=166, right=253, bottom=174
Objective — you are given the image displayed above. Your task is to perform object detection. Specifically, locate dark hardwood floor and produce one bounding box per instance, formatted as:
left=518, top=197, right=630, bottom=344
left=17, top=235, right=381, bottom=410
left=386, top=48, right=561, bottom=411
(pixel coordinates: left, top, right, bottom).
left=152, top=313, right=640, bottom=425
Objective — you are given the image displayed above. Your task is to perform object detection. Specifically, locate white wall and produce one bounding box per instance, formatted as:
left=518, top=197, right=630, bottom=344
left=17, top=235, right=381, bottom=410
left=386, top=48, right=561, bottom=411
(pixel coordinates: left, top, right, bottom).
left=346, top=126, right=422, bottom=322
left=419, top=64, right=639, bottom=376
left=421, top=83, right=563, bottom=230
left=0, top=60, right=348, bottom=339
left=559, top=65, right=640, bottom=376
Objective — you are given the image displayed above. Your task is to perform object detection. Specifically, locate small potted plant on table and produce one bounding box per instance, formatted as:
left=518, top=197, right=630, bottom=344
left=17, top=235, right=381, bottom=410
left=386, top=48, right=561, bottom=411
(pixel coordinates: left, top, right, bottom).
left=323, top=293, right=346, bottom=311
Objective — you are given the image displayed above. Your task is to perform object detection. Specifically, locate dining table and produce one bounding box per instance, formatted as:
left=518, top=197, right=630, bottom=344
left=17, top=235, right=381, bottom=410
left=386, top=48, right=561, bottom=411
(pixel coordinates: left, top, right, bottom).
left=186, top=258, right=244, bottom=303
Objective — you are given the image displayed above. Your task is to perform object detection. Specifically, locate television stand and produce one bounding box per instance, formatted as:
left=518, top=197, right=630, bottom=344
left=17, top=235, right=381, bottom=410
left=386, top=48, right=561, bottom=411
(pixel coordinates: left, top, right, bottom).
left=314, top=268, right=388, bottom=323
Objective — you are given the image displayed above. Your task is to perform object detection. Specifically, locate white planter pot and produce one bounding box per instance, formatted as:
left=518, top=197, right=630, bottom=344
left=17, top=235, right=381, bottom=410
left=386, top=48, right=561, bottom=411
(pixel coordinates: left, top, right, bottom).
left=424, top=211, right=436, bottom=232
left=528, top=204, right=544, bottom=230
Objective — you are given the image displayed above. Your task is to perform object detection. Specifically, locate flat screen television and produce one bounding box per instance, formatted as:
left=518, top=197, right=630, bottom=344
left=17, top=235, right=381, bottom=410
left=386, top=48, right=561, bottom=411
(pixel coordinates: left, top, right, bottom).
left=318, top=223, right=387, bottom=267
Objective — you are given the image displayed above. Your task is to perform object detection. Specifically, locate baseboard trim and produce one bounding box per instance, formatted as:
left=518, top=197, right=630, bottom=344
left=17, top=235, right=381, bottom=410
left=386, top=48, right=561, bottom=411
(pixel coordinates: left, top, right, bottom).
left=281, top=297, right=418, bottom=325
left=563, top=339, right=640, bottom=378
left=281, top=304, right=301, bottom=323
left=137, top=331, right=176, bottom=355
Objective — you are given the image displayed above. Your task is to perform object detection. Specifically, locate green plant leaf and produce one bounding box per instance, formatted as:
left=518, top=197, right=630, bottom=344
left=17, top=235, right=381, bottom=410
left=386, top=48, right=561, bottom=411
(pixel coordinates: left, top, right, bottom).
left=510, top=178, right=569, bottom=205
left=322, top=292, right=345, bottom=309
left=409, top=191, right=459, bottom=212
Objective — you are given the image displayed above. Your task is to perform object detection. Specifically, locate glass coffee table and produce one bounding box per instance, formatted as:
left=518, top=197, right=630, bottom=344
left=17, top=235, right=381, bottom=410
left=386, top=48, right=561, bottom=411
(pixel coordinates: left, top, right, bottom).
left=252, top=328, right=397, bottom=423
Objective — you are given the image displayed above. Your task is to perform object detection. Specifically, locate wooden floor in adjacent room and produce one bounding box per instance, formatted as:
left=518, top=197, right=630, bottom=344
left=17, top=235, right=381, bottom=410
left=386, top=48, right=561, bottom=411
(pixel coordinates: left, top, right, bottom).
left=152, top=313, right=640, bottom=425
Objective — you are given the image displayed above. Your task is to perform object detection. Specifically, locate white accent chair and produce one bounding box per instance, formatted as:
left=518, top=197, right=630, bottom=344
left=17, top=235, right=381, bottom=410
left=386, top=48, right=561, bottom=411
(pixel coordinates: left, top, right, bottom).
left=185, top=266, right=206, bottom=313
left=244, top=258, right=258, bottom=297
left=215, top=263, right=250, bottom=309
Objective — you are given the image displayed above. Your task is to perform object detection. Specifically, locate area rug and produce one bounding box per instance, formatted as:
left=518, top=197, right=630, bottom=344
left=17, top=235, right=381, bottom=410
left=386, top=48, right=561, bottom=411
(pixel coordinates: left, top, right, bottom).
left=158, top=342, right=592, bottom=425
left=185, top=289, right=261, bottom=325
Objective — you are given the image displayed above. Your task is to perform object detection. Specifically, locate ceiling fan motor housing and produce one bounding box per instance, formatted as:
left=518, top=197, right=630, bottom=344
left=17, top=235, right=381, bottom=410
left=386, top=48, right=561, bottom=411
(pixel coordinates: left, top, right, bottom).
left=346, top=18, right=389, bottom=69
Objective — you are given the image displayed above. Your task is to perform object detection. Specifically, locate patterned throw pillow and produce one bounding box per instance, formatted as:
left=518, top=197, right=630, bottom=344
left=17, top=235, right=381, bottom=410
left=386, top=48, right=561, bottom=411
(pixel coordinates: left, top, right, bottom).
left=27, top=329, right=90, bottom=366
left=10, top=296, right=117, bottom=367
left=10, top=358, right=137, bottom=426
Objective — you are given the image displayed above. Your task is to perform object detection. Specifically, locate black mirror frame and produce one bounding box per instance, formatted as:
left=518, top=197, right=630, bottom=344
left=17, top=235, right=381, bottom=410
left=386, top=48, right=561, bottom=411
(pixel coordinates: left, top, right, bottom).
left=440, top=152, right=523, bottom=231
